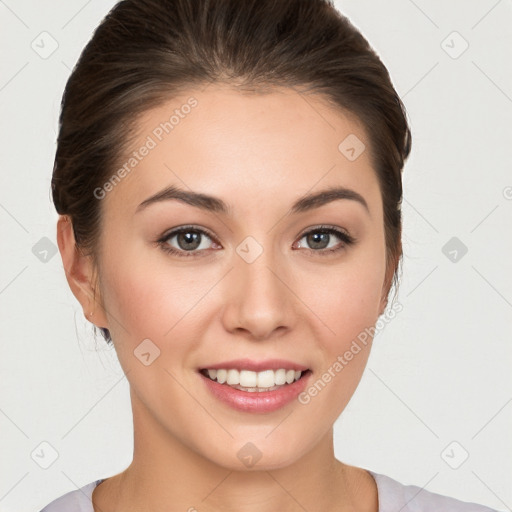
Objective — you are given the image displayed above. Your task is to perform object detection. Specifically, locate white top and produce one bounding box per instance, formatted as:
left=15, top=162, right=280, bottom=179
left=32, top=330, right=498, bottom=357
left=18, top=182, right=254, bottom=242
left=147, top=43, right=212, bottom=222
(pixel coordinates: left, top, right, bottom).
left=39, top=470, right=500, bottom=512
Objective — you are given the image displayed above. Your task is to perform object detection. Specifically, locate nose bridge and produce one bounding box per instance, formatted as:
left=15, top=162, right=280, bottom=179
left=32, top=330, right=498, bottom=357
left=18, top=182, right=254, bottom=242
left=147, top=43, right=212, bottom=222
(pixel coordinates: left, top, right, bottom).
left=222, top=235, right=293, bottom=338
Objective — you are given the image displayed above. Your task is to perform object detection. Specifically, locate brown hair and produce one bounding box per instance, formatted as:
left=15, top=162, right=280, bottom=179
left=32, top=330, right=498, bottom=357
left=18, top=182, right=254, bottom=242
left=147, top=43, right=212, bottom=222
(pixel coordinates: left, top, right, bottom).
left=51, top=0, right=412, bottom=345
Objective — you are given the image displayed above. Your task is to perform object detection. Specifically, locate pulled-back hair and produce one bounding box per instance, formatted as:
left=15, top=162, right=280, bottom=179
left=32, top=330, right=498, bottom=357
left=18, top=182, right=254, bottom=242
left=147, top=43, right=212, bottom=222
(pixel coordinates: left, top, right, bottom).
left=52, top=0, right=412, bottom=344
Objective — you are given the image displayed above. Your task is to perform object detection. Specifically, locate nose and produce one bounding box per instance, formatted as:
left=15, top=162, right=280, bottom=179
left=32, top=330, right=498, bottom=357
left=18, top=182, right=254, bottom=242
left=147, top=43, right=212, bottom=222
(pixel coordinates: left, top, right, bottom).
left=221, top=245, right=296, bottom=340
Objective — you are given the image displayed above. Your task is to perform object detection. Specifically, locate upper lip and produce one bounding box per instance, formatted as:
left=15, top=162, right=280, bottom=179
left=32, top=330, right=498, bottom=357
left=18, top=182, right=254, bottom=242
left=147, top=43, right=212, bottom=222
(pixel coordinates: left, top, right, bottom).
left=199, top=358, right=309, bottom=372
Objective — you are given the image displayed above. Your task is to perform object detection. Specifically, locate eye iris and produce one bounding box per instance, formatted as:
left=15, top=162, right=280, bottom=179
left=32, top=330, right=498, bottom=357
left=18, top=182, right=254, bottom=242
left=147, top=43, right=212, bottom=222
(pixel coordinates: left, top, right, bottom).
left=308, top=232, right=329, bottom=249
left=167, top=228, right=342, bottom=254
left=178, top=231, right=201, bottom=250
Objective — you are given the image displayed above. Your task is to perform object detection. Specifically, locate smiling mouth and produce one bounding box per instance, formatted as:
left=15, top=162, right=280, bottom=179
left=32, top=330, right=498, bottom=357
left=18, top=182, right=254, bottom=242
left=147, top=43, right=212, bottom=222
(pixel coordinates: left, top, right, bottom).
left=199, top=368, right=312, bottom=392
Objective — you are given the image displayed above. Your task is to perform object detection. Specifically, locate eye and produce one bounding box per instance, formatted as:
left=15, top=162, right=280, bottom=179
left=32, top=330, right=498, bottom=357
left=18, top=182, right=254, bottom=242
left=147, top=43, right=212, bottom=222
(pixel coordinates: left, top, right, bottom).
left=157, top=226, right=219, bottom=258
left=156, top=224, right=356, bottom=258
left=294, top=225, right=356, bottom=256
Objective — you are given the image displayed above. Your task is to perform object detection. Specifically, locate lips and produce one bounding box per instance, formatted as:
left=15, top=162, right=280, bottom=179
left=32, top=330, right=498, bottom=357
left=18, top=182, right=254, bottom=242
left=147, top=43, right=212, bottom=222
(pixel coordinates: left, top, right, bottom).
left=197, top=358, right=312, bottom=413
left=198, top=358, right=310, bottom=372
left=199, top=368, right=312, bottom=413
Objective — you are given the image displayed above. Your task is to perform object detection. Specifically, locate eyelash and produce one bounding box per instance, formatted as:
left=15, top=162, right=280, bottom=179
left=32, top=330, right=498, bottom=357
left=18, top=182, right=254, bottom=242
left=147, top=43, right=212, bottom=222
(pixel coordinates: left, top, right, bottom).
left=156, top=224, right=356, bottom=258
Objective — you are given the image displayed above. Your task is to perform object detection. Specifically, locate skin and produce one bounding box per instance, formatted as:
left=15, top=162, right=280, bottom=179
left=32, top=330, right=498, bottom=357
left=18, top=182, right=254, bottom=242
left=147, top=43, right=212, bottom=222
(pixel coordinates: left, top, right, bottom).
left=57, top=85, right=394, bottom=512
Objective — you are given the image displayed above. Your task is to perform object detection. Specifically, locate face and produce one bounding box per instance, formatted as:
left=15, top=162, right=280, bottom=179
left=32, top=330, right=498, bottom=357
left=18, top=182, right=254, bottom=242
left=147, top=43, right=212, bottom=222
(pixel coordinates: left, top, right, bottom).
left=83, top=85, right=389, bottom=470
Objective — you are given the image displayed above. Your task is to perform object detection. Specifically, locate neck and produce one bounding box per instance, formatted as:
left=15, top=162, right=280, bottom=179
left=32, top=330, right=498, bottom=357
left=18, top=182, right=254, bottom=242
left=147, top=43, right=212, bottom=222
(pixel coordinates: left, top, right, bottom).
left=92, top=389, right=378, bottom=512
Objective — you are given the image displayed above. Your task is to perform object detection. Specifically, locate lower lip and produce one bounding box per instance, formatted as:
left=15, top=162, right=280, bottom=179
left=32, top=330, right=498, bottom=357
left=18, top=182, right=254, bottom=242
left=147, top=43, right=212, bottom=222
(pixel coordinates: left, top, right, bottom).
left=199, top=370, right=312, bottom=413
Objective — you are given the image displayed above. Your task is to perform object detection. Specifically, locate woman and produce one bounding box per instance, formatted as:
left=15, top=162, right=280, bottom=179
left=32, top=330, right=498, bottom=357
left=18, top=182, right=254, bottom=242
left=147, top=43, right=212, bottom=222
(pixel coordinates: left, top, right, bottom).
left=40, top=0, right=499, bottom=510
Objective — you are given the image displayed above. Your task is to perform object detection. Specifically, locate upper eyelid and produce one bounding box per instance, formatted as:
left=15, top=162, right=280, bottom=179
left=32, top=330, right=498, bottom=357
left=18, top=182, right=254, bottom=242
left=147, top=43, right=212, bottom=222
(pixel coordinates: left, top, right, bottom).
left=160, top=224, right=352, bottom=246
left=160, top=225, right=216, bottom=240
left=298, top=225, right=351, bottom=238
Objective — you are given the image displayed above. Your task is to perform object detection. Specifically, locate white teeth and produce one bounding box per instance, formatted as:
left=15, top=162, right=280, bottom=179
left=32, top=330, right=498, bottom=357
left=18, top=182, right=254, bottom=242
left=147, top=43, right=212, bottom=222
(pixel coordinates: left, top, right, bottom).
left=226, top=369, right=239, bottom=385
left=256, top=370, right=274, bottom=388
left=240, top=370, right=257, bottom=387
left=202, top=368, right=305, bottom=389
left=274, top=369, right=286, bottom=385
left=216, top=369, right=227, bottom=384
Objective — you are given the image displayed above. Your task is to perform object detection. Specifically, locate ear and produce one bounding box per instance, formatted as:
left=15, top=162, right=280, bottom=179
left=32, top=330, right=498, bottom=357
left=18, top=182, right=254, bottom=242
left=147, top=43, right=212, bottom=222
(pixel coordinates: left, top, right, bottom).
left=56, top=215, right=109, bottom=329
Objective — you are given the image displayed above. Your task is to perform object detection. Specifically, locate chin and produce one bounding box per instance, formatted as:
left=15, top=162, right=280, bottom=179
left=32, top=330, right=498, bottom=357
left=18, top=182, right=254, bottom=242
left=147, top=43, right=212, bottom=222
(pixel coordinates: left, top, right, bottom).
left=199, top=435, right=311, bottom=472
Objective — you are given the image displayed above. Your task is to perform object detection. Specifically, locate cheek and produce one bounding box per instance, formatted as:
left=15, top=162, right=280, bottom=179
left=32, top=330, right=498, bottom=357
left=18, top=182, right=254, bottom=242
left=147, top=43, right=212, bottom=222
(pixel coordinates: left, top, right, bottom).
left=305, top=248, right=386, bottom=349
left=296, top=256, right=384, bottom=421
left=98, top=248, right=211, bottom=354
left=100, top=224, right=385, bottom=359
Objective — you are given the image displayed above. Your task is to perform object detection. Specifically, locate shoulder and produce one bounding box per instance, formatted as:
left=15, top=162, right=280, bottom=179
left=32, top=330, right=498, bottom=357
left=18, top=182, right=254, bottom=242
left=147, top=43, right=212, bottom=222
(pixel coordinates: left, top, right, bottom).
left=369, top=471, right=500, bottom=512
left=38, top=479, right=104, bottom=512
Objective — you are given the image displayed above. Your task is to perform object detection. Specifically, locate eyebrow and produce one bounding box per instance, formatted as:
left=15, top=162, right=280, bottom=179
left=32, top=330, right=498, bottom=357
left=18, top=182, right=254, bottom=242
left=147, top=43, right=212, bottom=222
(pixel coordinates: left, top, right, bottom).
left=135, top=184, right=370, bottom=216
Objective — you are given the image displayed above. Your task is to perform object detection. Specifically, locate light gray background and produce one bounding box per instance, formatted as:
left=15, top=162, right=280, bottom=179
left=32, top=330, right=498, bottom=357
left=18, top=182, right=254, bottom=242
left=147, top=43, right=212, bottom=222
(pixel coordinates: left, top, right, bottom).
left=1, top=1, right=511, bottom=511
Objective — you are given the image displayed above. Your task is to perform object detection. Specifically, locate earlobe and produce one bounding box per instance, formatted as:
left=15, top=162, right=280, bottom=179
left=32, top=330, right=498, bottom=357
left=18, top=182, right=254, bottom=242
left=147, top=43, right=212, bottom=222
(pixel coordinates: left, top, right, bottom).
left=56, top=215, right=109, bottom=329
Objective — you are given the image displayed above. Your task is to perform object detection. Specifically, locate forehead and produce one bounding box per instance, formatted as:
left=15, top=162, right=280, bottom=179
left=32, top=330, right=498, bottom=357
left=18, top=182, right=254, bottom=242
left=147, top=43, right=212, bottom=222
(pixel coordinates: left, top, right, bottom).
left=102, top=85, right=381, bottom=219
